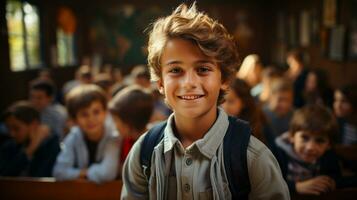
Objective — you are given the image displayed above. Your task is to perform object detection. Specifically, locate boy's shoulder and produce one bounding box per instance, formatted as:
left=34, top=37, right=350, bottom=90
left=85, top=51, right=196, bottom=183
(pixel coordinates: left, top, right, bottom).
left=247, top=136, right=271, bottom=159
left=63, top=126, right=83, bottom=144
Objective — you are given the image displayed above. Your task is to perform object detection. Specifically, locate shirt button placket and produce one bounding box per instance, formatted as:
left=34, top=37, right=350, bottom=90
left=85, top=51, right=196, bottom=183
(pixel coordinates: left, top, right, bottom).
left=185, top=157, right=192, bottom=166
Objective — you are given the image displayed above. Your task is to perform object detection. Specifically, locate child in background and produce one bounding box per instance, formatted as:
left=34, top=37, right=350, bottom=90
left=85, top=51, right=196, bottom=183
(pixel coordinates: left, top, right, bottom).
left=109, top=85, right=154, bottom=176
left=334, top=84, right=357, bottom=145
left=258, top=66, right=284, bottom=104
left=53, top=84, right=120, bottom=183
left=0, top=101, right=60, bottom=177
left=120, top=3, right=289, bottom=199
left=303, top=69, right=334, bottom=108
left=29, top=79, right=67, bottom=139
left=286, top=49, right=309, bottom=108
left=275, top=105, right=341, bottom=195
left=221, top=78, right=270, bottom=145
left=263, top=78, right=294, bottom=137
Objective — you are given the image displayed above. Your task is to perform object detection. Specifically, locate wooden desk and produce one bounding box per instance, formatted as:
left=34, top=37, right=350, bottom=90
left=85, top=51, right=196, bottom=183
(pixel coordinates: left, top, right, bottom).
left=0, top=177, right=122, bottom=200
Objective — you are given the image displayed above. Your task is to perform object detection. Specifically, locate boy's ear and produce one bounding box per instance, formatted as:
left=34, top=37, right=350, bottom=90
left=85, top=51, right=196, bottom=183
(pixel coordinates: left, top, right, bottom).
left=157, top=79, right=165, bottom=95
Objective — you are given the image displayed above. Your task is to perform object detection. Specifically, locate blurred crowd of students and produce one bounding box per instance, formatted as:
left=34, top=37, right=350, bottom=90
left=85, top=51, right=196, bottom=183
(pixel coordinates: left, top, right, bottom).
left=0, top=48, right=356, bottom=196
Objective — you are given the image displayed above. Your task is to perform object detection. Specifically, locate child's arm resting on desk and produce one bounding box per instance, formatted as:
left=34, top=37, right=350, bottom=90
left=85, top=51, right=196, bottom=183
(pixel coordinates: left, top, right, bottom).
left=52, top=135, right=81, bottom=180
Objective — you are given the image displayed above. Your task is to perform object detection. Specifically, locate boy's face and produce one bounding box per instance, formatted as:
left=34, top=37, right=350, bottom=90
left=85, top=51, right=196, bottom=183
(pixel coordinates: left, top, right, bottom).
left=75, top=100, right=107, bottom=139
left=291, top=131, right=330, bottom=164
left=221, top=90, right=243, bottom=117
left=158, top=38, right=225, bottom=119
left=269, top=91, right=293, bottom=116
left=30, top=89, right=52, bottom=111
left=334, top=90, right=352, bottom=118
left=5, top=116, right=31, bottom=144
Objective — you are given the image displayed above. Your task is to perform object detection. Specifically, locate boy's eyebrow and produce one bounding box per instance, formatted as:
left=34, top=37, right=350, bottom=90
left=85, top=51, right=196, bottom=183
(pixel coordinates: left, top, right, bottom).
left=164, top=60, right=182, bottom=65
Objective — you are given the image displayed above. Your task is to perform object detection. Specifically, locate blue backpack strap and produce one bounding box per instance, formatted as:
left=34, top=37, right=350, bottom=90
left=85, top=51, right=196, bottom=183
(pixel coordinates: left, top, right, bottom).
left=224, top=116, right=252, bottom=199
left=140, top=121, right=167, bottom=179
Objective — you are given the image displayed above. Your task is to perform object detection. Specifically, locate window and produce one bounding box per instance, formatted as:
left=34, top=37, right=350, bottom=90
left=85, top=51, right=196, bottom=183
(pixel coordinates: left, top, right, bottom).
left=57, top=7, right=77, bottom=66
left=6, top=0, right=42, bottom=71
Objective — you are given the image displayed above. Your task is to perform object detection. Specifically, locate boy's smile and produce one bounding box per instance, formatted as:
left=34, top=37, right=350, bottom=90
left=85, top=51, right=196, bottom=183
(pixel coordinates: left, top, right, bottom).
left=158, top=38, right=225, bottom=120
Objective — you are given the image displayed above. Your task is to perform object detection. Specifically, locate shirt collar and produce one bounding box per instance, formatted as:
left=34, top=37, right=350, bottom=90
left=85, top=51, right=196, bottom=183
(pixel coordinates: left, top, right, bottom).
left=163, top=107, right=229, bottom=159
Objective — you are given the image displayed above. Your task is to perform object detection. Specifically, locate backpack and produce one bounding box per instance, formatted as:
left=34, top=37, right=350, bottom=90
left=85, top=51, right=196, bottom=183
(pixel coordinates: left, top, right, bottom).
left=140, top=116, right=252, bottom=199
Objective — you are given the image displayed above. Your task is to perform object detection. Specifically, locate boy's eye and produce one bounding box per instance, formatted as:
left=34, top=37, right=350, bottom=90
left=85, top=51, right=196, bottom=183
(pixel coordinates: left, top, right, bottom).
left=197, top=66, right=210, bottom=74
left=168, top=67, right=182, bottom=74
left=301, top=135, right=310, bottom=142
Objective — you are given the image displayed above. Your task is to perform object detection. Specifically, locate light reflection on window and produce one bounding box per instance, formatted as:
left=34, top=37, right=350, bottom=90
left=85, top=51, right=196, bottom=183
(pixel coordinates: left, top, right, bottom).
left=6, top=0, right=42, bottom=71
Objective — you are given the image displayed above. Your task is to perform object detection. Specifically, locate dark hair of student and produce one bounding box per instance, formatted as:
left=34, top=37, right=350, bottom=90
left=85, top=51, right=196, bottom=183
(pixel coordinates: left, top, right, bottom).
left=65, top=84, right=107, bottom=119
left=289, top=104, right=338, bottom=144
left=30, top=79, right=56, bottom=97
left=3, top=101, right=40, bottom=124
left=109, top=86, right=154, bottom=132
left=229, top=78, right=267, bottom=143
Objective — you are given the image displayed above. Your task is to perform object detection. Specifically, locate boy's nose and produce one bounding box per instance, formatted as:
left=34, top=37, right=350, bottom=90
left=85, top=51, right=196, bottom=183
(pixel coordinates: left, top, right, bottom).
left=182, top=71, right=198, bottom=90
left=305, top=141, right=317, bottom=151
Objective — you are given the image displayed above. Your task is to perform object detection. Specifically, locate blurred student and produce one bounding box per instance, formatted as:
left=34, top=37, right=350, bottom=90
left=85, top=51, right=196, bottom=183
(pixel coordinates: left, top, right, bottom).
left=53, top=84, right=120, bottom=183
left=0, top=101, right=60, bottom=177
left=62, top=65, right=93, bottom=96
left=334, top=85, right=357, bottom=145
left=263, top=78, right=294, bottom=137
left=275, top=105, right=341, bottom=195
left=222, top=78, right=270, bottom=144
left=258, top=66, right=284, bottom=104
left=303, top=69, right=334, bottom=108
left=29, top=79, right=67, bottom=139
left=109, top=85, right=154, bottom=176
left=286, top=49, right=309, bottom=108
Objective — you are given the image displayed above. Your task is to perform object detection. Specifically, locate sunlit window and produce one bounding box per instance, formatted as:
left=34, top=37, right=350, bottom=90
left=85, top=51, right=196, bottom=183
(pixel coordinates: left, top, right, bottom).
left=6, top=0, right=42, bottom=71
left=57, top=7, right=77, bottom=66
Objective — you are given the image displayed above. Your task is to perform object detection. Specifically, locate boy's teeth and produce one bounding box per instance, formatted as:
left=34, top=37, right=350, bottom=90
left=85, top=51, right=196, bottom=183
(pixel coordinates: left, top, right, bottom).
left=181, top=95, right=200, bottom=100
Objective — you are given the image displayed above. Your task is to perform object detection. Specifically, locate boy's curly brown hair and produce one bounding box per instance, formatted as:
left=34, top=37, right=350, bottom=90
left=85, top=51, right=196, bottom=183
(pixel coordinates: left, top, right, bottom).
left=147, top=3, right=239, bottom=103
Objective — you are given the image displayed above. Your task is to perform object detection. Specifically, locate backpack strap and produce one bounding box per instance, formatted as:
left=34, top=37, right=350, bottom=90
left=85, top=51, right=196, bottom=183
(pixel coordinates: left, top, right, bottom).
left=140, top=121, right=167, bottom=179
left=224, top=116, right=252, bottom=199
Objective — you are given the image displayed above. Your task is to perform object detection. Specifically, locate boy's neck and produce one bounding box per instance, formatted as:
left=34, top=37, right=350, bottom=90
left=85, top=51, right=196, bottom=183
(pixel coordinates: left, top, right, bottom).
left=173, top=109, right=218, bottom=148
left=84, top=128, right=104, bottom=142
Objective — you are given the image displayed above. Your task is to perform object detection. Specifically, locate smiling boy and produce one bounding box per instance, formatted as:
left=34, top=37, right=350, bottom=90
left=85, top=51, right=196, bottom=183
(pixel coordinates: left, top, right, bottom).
left=275, top=105, right=341, bottom=195
left=53, top=84, right=120, bottom=183
left=121, top=3, right=289, bottom=199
